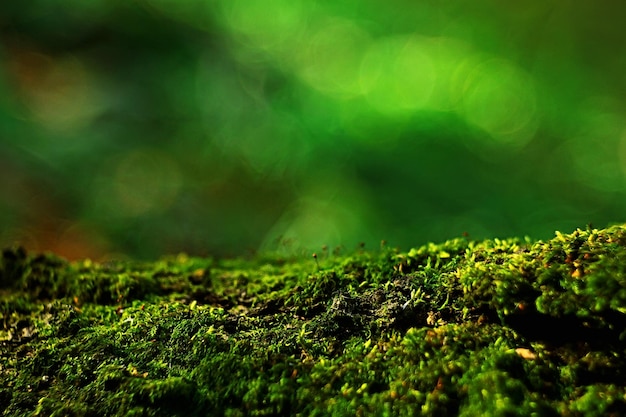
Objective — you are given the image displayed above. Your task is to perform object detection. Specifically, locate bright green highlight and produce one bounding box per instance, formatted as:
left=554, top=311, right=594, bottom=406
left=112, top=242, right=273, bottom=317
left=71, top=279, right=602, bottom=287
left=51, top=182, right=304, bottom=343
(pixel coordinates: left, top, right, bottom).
left=360, top=35, right=437, bottom=115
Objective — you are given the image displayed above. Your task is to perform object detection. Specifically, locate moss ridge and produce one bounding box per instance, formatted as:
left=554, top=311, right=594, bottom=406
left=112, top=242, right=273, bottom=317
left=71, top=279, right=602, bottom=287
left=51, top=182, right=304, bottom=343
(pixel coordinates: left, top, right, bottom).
left=1, top=225, right=626, bottom=416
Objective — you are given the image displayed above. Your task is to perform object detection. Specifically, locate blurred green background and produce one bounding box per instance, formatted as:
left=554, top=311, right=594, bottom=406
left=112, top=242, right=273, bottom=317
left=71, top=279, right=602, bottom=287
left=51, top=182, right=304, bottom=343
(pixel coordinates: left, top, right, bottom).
left=1, top=1, right=625, bottom=260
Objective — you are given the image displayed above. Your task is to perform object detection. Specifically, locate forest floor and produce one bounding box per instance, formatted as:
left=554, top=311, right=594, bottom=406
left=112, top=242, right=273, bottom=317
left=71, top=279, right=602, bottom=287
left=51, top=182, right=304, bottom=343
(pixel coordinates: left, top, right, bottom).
left=2, top=225, right=626, bottom=416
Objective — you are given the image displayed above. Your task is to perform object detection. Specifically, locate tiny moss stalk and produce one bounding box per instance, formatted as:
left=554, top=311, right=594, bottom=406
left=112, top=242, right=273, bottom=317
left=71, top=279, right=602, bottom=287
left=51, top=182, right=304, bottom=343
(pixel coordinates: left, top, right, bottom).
left=2, top=225, right=626, bottom=416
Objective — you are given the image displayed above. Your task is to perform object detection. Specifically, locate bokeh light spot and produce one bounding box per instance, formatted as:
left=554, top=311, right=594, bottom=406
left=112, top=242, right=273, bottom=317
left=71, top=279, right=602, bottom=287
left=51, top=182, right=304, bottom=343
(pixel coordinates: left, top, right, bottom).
left=570, top=136, right=624, bottom=192
left=425, top=37, right=475, bottom=111
left=10, top=51, right=104, bottom=132
left=456, top=58, right=538, bottom=146
left=221, top=0, right=307, bottom=55
left=195, top=58, right=309, bottom=178
left=360, top=35, right=436, bottom=115
left=295, top=19, right=371, bottom=98
left=108, top=150, right=182, bottom=217
left=261, top=175, right=373, bottom=253
left=569, top=97, right=626, bottom=192
left=234, top=112, right=308, bottom=177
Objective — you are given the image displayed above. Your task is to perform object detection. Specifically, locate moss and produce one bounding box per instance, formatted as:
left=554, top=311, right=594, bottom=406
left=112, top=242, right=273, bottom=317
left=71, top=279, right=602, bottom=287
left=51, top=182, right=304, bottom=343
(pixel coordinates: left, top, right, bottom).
left=1, top=224, right=626, bottom=416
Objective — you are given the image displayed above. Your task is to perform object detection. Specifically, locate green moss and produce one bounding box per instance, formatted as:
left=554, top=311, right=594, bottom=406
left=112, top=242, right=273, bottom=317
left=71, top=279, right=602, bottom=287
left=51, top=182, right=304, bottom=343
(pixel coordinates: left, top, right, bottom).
left=2, top=225, right=626, bottom=416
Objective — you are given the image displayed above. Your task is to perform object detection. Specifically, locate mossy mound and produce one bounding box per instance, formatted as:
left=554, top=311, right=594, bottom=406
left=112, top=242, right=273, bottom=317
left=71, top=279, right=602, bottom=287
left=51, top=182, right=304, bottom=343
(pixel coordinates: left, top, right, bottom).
left=2, top=225, right=626, bottom=416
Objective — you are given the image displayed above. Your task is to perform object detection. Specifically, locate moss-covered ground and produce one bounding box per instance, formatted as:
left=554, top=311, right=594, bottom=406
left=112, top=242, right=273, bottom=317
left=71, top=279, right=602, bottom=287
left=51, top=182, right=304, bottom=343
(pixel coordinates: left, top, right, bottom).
left=2, top=225, right=626, bottom=416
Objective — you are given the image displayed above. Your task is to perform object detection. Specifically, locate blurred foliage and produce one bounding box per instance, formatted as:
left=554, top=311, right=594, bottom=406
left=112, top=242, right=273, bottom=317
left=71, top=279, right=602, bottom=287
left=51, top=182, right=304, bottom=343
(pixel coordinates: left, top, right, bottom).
left=0, top=1, right=625, bottom=260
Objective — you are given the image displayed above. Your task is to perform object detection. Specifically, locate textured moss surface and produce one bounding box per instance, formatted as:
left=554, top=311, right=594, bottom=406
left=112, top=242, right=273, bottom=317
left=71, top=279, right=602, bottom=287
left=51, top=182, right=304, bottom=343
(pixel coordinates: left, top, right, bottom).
left=2, top=225, right=626, bottom=416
